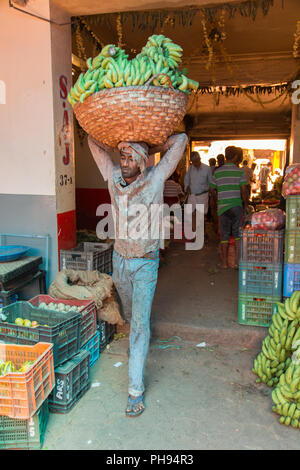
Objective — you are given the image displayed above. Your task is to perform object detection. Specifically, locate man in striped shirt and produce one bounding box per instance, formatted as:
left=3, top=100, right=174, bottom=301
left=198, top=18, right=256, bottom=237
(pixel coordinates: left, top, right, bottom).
left=210, top=146, right=249, bottom=269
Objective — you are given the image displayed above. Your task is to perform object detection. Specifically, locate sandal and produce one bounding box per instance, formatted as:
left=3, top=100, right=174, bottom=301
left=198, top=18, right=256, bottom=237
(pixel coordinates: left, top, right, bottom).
left=125, top=393, right=145, bottom=418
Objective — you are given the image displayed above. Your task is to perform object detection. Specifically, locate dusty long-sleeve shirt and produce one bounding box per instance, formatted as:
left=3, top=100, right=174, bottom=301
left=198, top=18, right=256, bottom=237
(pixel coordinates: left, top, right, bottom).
left=88, top=134, right=187, bottom=258
left=184, top=164, right=212, bottom=194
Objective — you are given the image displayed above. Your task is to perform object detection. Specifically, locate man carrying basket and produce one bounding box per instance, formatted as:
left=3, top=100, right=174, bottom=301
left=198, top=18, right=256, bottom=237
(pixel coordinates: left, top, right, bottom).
left=88, top=132, right=187, bottom=417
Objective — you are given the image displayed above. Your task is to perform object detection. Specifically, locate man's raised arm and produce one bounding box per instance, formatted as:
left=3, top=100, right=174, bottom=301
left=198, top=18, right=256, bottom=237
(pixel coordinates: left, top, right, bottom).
left=88, top=135, right=115, bottom=182
left=150, top=133, right=188, bottom=181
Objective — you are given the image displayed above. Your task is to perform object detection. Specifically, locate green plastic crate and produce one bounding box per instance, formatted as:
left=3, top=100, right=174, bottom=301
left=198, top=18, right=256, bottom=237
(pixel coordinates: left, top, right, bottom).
left=286, top=195, right=300, bottom=231
left=238, top=294, right=280, bottom=327
left=0, top=399, right=49, bottom=450
left=49, top=349, right=90, bottom=414
left=285, top=230, right=300, bottom=264
left=239, top=262, right=283, bottom=297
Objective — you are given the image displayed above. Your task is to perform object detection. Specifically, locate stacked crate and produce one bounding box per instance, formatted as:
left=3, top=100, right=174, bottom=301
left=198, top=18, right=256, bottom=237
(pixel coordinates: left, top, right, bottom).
left=60, top=241, right=115, bottom=351
left=238, top=228, right=284, bottom=327
left=283, top=195, right=300, bottom=298
left=0, top=294, right=100, bottom=448
left=0, top=342, right=55, bottom=450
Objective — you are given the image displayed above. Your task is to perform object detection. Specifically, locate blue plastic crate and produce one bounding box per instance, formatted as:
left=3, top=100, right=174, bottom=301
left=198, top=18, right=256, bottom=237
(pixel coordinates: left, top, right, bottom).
left=81, top=331, right=100, bottom=367
left=283, top=263, right=300, bottom=297
left=239, top=262, right=283, bottom=297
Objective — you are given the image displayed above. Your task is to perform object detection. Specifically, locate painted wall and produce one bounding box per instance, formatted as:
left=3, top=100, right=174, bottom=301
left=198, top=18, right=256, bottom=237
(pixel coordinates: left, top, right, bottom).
left=0, top=0, right=75, bottom=285
left=0, top=0, right=55, bottom=196
left=49, top=2, right=76, bottom=252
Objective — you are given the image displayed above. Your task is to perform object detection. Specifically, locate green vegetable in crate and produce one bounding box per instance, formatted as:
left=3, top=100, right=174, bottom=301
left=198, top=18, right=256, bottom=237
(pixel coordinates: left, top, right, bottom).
left=68, top=34, right=199, bottom=107
left=15, top=317, right=24, bottom=326
left=252, top=291, right=300, bottom=386
left=0, top=361, right=16, bottom=375
left=18, top=361, right=34, bottom=373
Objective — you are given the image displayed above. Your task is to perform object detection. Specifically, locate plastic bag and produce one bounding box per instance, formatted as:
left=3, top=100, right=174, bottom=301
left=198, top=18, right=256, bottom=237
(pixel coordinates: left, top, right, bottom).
left=282, top=164, right=300, bottom=197
left=250, top=208, right=286, bottom=230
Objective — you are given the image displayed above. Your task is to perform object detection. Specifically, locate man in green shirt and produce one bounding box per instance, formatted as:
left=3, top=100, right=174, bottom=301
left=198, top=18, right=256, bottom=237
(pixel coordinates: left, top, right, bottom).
left=210, top=146, right=249, bottom=269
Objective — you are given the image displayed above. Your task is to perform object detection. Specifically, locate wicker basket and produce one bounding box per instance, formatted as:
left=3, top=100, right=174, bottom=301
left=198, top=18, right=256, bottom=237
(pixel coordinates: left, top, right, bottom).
left=73, top=84, right=188, bottom=148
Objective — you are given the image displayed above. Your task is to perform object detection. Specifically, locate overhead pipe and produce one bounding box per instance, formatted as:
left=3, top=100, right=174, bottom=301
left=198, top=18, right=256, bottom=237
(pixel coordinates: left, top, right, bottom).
left=8, top=0, right=72, bottom=26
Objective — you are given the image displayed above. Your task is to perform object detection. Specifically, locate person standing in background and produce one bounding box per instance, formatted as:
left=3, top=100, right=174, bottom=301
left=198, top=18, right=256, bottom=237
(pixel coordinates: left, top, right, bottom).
left=209, top=158, right=217, bottom=175
left=163, top=172, right=183, bottom=206
left=217, top=154, right=225, bottom=168
left=260, top=161, right=272, bottom=198
left=210, top=146, right=249, bottom=269
left=184, top=151, right=212, bottom=234
left=242, top=160, right=253, bottom=202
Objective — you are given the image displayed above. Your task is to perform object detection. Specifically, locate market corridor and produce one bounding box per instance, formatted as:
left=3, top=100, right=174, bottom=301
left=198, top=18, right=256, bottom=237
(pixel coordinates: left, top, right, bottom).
left=150, top=223, right=265, bottom=349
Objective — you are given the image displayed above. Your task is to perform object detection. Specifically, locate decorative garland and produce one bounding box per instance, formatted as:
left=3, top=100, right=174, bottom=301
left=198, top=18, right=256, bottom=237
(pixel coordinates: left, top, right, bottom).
left=84, top=0, right=278, bottom=32
left=116, top=12, right=125, bottom=48
left=195, top=83, right=289, bottom=96
left=293, top=20, right=300, bottom=59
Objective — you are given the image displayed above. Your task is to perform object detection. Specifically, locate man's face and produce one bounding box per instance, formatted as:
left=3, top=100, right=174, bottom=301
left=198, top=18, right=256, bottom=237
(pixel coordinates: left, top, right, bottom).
left=192, top=156, right=201, bottom=168
left=119, top=147, right=140, bottom=179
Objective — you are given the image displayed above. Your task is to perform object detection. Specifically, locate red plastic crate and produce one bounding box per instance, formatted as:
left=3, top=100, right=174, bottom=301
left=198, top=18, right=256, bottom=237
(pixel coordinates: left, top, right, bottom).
left=0, top=342, right=55, bottom=419
left=239, top=228, right=284, bottom=264
left=29, top=295, right=97, bottom=349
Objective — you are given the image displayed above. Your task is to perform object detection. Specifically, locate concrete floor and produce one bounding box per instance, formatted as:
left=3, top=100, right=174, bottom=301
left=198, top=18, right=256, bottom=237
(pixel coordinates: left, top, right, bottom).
left=42, top=228, right=300, bottom=450
left=44, top=338, right=300, bottom=450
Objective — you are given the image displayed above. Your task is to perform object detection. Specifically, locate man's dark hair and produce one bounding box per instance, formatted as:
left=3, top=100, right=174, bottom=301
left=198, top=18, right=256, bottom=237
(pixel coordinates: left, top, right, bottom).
left=243, top=160, right=248, bottom=166
left=217, top=154, right=225, bottom=165
left=267, top=161, right=272, bottom=166
left=190, top=151, right=200, bottom=160
left=209, top=158, right=216, bottom=166
left=225, top=146, right=238, bottom=162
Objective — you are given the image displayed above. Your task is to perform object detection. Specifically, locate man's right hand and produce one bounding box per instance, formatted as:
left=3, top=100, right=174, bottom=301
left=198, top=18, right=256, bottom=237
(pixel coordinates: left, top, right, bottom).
left=88, top=135, right=112, bottom=153
left=149, top=133, right=187, bottom=155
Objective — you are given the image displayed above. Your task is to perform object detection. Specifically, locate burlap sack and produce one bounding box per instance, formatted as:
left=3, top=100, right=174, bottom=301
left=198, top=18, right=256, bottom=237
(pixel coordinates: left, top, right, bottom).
left=49, top=269, right=124, bottom=326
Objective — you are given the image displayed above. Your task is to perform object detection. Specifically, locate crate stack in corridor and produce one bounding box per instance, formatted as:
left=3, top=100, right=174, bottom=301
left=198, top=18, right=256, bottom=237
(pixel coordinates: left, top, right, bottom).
left=0, top=291, right=108, bottom=449
left=283, top=195, right=300, bottom=298
left=238, top=228, right=284, bottom=327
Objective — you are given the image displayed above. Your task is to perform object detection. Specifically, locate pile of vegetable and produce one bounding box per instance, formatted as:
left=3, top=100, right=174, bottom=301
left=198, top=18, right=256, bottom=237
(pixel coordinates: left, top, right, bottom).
left=282, top=164, right=300, bottom=197
left=68, top=34, right=199, bottom=107
left=252, top=291, right=300, bottom=428
left=249, top=208, right=286, bottom=230
left=36, top=302, right=82, bottom=313
left=0, top=360, right=34, bottom=376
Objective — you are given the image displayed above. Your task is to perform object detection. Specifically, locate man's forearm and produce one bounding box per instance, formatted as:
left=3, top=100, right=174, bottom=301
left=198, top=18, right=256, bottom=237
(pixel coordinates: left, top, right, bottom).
left=150, top=133, right=187, bottom=155
left=154, top=133, right=188, bottom=180
left=88, top=135, right=114, bottom=181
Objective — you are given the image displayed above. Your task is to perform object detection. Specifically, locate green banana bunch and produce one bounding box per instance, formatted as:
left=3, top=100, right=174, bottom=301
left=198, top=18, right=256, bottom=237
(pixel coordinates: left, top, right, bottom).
left=68, top=35, right=199, bottom=107
left=271, top=362, right=300, bottom=428
left=252, top=294, right=300, bottom=387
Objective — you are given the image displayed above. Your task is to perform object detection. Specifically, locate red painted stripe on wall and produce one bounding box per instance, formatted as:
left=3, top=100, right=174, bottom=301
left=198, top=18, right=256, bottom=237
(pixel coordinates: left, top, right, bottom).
left=57, top=209, right=77, bottom=252
left=76, top=188, right=110, bottom=230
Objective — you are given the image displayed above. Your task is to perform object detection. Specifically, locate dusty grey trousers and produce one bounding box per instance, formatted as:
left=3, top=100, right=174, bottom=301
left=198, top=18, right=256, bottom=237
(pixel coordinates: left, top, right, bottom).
left=112, top=249, right=159, bottom=397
